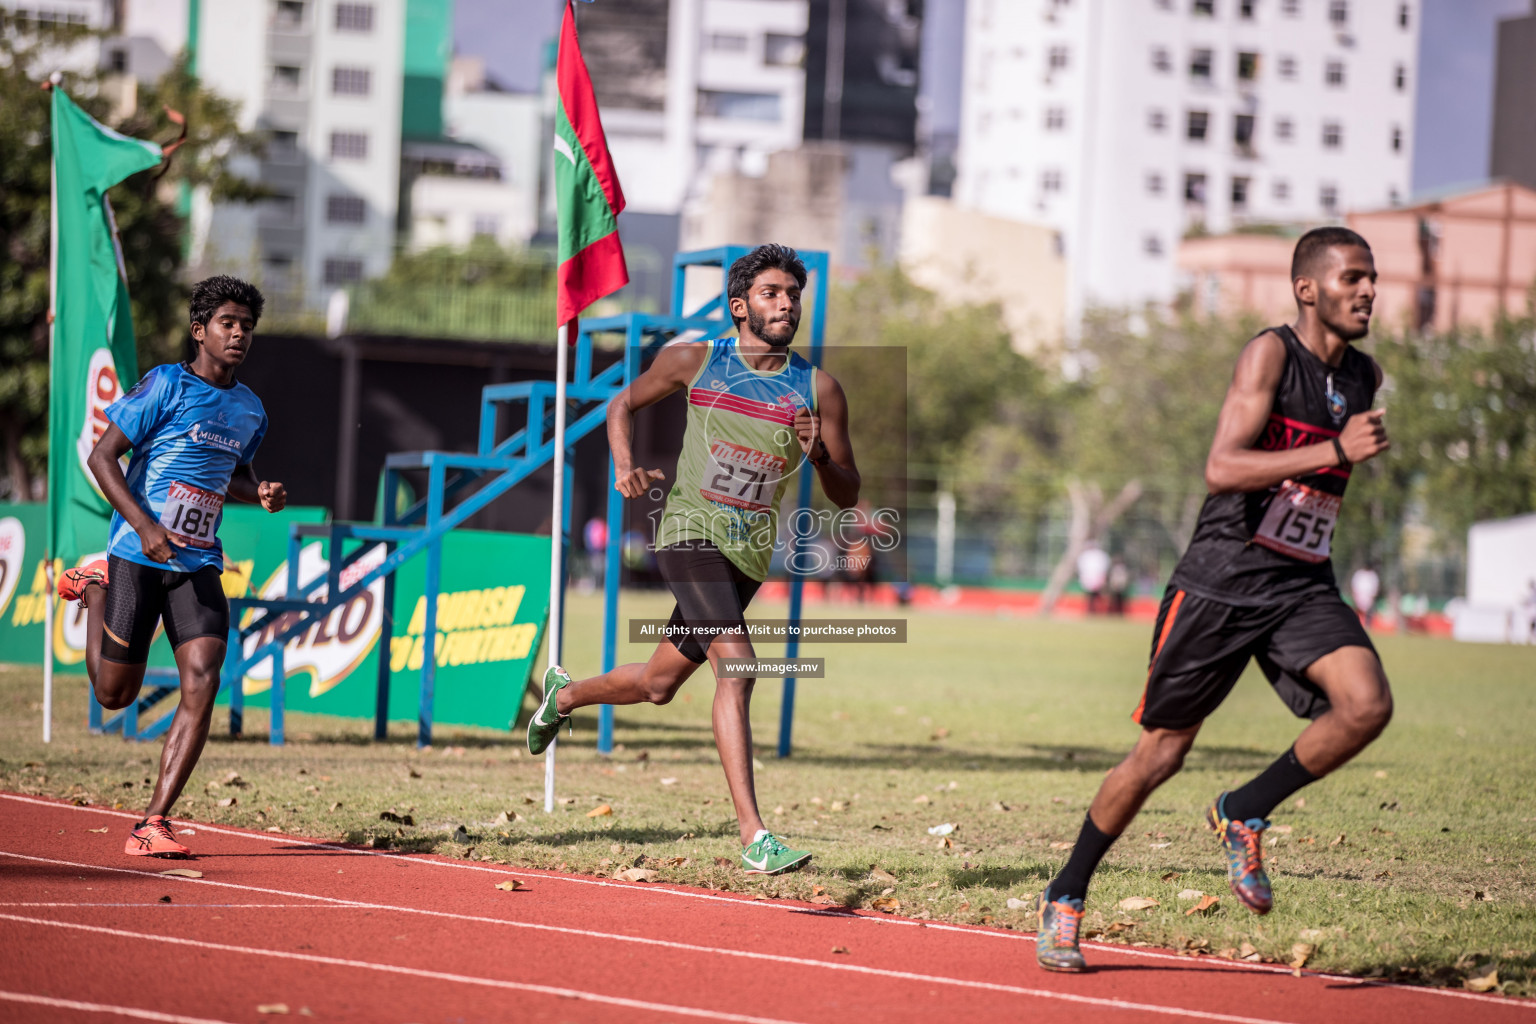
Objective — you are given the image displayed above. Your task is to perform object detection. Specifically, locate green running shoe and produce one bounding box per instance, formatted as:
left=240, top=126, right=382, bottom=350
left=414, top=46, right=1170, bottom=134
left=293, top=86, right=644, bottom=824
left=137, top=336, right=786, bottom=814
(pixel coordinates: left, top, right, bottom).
left=1034, top=889, right=1087, bottom=973
left=740, top=831, right=811, bottom=875
left=526, top=665, right=571, bottom=755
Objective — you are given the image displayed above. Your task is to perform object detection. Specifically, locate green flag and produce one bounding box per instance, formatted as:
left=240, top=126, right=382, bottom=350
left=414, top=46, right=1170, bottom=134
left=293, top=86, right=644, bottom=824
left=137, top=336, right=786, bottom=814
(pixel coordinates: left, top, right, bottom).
left=47, top=88, right=162, bottom=569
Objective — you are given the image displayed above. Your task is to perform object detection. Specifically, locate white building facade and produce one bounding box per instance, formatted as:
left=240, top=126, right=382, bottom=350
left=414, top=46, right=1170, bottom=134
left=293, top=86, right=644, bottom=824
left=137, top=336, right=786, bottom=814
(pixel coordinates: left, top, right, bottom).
left=955, top=0, right=1420, bottom=319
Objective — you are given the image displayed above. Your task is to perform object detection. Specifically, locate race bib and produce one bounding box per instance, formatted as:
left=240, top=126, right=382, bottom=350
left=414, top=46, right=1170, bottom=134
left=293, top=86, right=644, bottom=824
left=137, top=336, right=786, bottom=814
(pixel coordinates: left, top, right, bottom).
left=1253, top=480, right=1340, bottom=563
left=700, top=440, right=786, bottom=513
left=158, top=481, right=225, bottom=548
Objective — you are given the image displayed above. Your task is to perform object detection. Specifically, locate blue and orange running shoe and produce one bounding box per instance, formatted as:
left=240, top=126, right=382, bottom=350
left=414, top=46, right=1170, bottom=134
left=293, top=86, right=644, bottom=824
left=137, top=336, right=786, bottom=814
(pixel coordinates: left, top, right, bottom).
left=124, top=815, right=192, bottom=858
left=1034, top=890, right=1087, bottom=972
left=59, top=559, right=109, bottom=608
left=1206, top=793, right=1273, bottom=915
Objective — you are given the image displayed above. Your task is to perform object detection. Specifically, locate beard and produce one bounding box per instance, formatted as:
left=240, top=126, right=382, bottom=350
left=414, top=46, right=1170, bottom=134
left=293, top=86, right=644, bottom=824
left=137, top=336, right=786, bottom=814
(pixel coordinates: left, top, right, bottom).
left=747, top=307, right=799, bottom=346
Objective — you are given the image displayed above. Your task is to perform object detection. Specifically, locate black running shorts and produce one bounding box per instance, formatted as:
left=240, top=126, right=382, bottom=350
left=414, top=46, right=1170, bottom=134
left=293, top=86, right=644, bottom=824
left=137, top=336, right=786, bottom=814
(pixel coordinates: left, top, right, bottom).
left=655, top=542, right=762, bottom=663
left=101, top=553, right=230, bottom=665
left=1132, top=586, right=1376, bottom=730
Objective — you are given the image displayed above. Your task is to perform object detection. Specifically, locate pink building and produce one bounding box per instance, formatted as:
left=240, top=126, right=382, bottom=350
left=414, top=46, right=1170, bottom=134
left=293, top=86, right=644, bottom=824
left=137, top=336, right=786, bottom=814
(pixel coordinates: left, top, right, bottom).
left=1178, top=181, right=1536, bottom=334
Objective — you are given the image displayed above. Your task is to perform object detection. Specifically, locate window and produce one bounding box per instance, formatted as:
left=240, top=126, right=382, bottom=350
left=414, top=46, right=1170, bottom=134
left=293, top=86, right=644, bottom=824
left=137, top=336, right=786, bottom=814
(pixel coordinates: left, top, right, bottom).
left=1144, top=234, right=1164, bottom=257
left=329, top=131, right=368, bottom=160
left=1045, top=106, right=1066, bottom=130
left=1189, top=48, right=1213, bottom=81
left=1322, top=121, right=1342, bottom=148
left=332, top=66, right=371, bottom=96
left=1394, top=63, right=1407, bottom=91
left=764, top=33, right=806, bottom=67
left=707, top=31, right=748, bottom=52
left=1278, top=55, right=1296, bottom=79
left=1148, top=108, right=1168, bottom=132
left=1048, top=45, right=1069, bottom=70
left=1320, top=184, right=1339, bottom=212
left=323, top=258, right=364, bottom=286
left=263, top=192, right=296, bottom=222
left=273, top=0, right=304, bottom=28
left=1185, top=172, right=1208, bottom=204
left=1041, top=169, right=1063, bottom=192
left=1151, top=46, right=1172, bottom=73
left=107, top=48, right=127, bottom=73
left=1192, top=0, right=1215, bottom=15
left=1231, top=176, right=1250, bottom=209
left=1389, top=186, right=1401, bottom=206
left=1325, top=60, right=1345, bottom=86
left=1186, top=109, right=1210, bottom=141
left=1234, top=113, right=1255, bottom=149
left=270, top=65, right=302, bottom=94
left=1275, top=116, right=1294, bottom=141
left=326, top=195, right=366, bottom=224
left=1281, top=0, right=1299, bottom=13
left=1146, top=171, right=1165, bottom=195
left=1398, top=3, right=1409, bottom=28
left=1237, top=51, right=1259, bottom=81
left=697, top=90, right=781, bottom=121
left=269, top=130, right=298, bottom=156
left=473, top=214, right=500, bottom=238
left=336, top=3, right=373, bottom=30
left=1273, top=178, right=1290, bottom=201
left=1328, top=0, right=1347, bottom=24
left=1240, top=0, right=1256, bottom=17
left=1391, top=125, right=1402, bottom=152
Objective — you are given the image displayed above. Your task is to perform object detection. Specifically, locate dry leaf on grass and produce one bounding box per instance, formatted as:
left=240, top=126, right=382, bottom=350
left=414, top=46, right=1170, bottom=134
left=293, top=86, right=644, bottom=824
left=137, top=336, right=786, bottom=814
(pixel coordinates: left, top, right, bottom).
left=713, top=857, right=733, bottom=868
left=1239, top=942, right=1261, bottom=962
left=614, top=868, right=659, bottom=883
left=1177, top=889, right=1204, bottom=901
left=493, top=810, right=522, bottom=825
left=660, top=778, right=678, bottom=786
left=912, top=794, right=931, bottom=805
left=494, top=880, right=525, bottom=891
left=1117, top=896, right=1159, bottom=911
left=1329, top=834, right=1347, bottom=847
left=159, top=868, right=204, bottom=878
left=870, top=896, right=901, bottom=913
left=810, top=895, right=839, bottom=905
left=217, top=797, right=237, bottom=808
left=1185, top=894, right=1220, bottom=916
left=1269, top=824, right=1293, bottom=834
left=870, top=867, right=899, bottom=883
left=1464, top=965, right=1500, bottom=993
left=1049, top=841, right=1074, bottom=850
left=1006, top=896, right=1034, bottom=910
left=930, top=728, right=950, bottom=740
left=1150, top=842, right=1172, bottom=849
left=587, top=804, right=613, bottom=818
left=1289, top=942, right=1315, bottom=976
left=1159, top=871, right=1180, bottom=882
left=87, top=828, right=109, bottom=834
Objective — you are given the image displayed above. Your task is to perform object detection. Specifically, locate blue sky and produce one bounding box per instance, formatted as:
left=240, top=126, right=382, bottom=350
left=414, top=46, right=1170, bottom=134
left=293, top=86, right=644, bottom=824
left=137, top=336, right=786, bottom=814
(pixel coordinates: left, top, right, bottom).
left=455, top=0, right=1532, bottom=195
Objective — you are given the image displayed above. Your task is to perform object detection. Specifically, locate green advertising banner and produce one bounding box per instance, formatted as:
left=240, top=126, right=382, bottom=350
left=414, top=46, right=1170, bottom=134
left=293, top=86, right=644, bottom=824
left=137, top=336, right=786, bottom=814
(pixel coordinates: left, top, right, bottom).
left=0, top=505, right=551, bottom=732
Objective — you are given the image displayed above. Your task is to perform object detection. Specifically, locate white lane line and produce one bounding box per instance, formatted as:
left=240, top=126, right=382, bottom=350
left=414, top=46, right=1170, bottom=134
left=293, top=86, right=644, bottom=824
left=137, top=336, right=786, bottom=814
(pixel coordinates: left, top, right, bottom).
left=0, top=990, right=240, bottom=1024
left=0, top=913, right=803, bottom=1024
left=7, top=794, right=1524, bottom=1011
left=0, top=852, right=1298, bottom=1024
left=0, top=902, right=354, bottom=908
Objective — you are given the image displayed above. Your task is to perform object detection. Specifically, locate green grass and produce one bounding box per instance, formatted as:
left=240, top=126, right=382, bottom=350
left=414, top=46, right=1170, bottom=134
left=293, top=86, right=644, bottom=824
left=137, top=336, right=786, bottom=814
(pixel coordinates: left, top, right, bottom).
left=3, top=592, right=1534, bottom=995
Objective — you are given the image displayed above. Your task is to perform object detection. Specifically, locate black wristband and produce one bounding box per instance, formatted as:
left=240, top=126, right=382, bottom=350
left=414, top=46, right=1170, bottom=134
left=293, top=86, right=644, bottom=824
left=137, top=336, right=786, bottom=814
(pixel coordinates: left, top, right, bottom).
left=810, top=441, right=831, bottom=467
left=1331, top=437, right=1350, bottom=468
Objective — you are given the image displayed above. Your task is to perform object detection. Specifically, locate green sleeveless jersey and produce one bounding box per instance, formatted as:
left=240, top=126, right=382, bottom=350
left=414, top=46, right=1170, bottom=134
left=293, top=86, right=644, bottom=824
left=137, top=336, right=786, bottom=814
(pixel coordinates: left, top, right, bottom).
left=656, top=339, right=819, bottom=581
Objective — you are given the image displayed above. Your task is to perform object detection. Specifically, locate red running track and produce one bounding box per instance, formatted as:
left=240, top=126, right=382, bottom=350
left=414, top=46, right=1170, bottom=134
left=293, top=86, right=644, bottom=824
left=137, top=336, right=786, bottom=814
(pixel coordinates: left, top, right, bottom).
left=0, top=793, right=1527, bottom=1024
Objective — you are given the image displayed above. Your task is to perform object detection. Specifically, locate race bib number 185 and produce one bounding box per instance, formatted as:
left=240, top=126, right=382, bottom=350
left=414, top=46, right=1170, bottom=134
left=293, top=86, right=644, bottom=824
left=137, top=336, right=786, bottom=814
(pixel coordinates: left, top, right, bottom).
left=1253, top=480, right=1340, bottom=563
left=701, top=440, right=786, bottom=513
left=159, top=481, right=225, bottom=548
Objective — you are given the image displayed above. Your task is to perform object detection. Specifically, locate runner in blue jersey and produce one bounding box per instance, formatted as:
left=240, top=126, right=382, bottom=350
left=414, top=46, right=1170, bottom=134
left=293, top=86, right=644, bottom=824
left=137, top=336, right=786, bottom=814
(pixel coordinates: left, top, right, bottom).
left=59, top=276, right=287, bottom=858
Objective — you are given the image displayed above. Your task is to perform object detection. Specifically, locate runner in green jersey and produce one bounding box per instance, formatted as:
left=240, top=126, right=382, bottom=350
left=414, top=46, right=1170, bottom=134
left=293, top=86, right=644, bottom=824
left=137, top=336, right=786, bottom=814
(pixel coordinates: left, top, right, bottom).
left=528, top=244, right=862, bottom=874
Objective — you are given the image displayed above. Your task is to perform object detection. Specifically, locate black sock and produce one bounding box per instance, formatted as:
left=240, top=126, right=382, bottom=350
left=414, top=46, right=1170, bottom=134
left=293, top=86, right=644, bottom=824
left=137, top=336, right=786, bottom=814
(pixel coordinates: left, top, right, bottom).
left=1048, top=813, right=1120, bottom=902
left=1222, top=745, right=1318, bottom=823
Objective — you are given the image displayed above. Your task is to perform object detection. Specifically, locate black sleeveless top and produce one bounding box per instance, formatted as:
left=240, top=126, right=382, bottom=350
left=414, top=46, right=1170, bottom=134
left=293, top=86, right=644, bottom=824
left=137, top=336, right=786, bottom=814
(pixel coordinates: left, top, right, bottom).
left=1169, top=325, right=1377, bottom=606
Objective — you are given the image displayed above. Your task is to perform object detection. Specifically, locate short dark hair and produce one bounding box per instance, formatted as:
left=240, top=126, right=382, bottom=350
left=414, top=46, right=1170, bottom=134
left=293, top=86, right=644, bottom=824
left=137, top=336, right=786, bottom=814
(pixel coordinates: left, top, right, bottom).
left=726, top=244, right=807, bottom=327
left=190, top=275, right=265, bottom=327
left=1290, top=226, right=1371, bottom=281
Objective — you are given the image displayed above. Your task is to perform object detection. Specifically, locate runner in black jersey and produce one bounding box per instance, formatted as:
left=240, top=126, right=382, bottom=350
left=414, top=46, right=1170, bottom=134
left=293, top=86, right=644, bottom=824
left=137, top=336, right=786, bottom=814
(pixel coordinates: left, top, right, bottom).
left=1034, top=227, right=1393, bottom=973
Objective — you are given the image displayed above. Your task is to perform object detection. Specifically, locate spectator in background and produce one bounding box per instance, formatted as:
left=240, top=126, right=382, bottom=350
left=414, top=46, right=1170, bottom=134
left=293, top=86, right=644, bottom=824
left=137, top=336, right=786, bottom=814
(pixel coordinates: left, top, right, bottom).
left=1521, top=579, right=1536, bottom=645
left=1107, top=558, right=1131, bottom=616
left=583, top=516, right=608, bottom=590
left=1077, top=544, right=1111, bottom=615
left=1350, top=565, right=1380, bottom=627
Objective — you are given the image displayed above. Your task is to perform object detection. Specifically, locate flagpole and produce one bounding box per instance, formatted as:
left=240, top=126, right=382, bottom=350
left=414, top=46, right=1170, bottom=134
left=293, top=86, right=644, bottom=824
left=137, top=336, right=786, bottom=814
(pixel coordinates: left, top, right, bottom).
left=42, top=80, right=59, bottom=745
left=545, top=321, right=571, bottom=814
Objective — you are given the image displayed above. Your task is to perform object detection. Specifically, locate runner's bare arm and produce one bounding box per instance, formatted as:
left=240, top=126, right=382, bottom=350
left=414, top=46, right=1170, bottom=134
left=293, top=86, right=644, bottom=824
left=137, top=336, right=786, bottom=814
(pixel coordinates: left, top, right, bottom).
left=1204, top=331, right=1388, bottom=494
left=794, top=370, right=860, bottom=509
left=86, top=422, right=184, bottom=562
left=607, top=343, right=710, bottom=499
left=228, top=463, right=287, bottom=512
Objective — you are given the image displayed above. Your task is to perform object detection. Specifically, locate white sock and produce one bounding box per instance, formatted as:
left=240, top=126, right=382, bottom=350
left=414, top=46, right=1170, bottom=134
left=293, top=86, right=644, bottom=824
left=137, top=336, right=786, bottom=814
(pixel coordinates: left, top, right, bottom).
left=750, top=828, right=770, bottom=845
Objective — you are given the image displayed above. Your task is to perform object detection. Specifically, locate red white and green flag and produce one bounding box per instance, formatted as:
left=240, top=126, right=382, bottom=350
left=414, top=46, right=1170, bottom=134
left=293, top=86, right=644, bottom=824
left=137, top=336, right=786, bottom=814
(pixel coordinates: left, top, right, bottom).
left=554, top=0, right=628, bottom=327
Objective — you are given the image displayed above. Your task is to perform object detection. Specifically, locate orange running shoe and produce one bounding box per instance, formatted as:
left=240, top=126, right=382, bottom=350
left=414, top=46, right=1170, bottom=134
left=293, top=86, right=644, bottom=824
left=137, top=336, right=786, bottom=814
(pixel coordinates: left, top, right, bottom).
left=59, top=559, right=109, bottom=607
left=124, top=815, right=192, bottom=858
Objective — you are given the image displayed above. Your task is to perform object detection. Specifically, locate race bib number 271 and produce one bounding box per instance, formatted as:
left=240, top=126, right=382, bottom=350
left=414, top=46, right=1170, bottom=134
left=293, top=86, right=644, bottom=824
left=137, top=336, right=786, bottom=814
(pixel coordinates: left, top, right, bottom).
left=701, top=440, right=786, bottom=513
left=1253, top=480, right=1340, bottom=564
left=159, top=481, right=224, bottom=548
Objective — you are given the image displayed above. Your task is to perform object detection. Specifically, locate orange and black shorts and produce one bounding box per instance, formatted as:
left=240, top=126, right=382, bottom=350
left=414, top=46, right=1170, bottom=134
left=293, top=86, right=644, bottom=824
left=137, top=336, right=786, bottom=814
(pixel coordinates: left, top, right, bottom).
left=1131, top=586, right=1375, bottom=730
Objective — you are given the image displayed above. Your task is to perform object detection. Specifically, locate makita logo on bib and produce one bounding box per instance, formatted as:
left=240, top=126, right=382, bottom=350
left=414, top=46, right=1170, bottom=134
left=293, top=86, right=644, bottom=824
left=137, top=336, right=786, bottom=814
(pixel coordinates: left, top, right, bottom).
left=189, top=422, right=242, bottom=452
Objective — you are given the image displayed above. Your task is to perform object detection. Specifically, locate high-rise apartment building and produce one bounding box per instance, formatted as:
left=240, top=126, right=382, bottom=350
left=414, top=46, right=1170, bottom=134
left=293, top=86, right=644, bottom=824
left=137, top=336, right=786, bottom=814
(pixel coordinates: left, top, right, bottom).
left=955, top=0, right=1419, bottom=319
left=1490, top=1, right=1536, bottom=191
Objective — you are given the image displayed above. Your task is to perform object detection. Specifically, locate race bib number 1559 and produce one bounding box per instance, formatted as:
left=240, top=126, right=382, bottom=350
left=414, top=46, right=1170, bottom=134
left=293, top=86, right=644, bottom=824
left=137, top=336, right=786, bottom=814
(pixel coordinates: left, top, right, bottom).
left=159, top=481, right=224, bottom=548
left=1253, top=480, right=1340, bottom=564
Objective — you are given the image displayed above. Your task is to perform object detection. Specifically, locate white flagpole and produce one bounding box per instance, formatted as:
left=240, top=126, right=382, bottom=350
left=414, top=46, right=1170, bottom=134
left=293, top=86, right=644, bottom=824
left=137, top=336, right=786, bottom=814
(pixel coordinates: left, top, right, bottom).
left=42, top=83, right=59, bottom=745
left=545, top=321, right=570, bottom=813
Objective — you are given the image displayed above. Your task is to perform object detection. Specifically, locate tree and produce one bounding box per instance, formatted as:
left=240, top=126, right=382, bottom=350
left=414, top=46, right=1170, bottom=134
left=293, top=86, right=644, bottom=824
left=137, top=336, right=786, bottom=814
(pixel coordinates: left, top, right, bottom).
left=0, top=19, right=262, bottom=500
